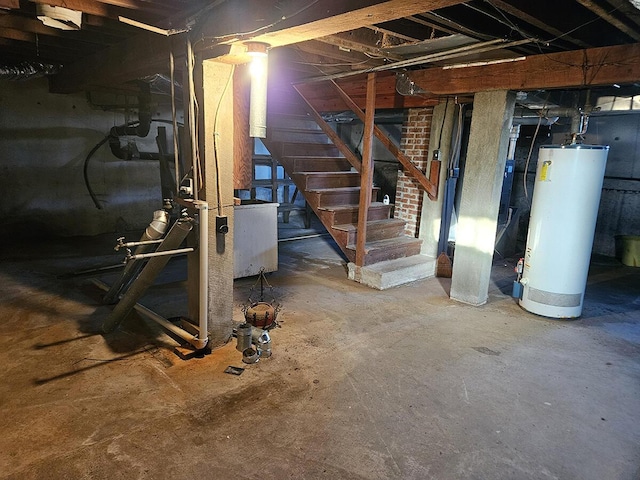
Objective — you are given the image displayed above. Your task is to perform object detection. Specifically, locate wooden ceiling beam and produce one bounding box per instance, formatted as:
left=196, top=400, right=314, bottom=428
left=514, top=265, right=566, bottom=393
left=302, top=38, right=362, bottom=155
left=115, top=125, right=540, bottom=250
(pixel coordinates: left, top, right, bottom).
left=407, top=42, right=640, bottom=95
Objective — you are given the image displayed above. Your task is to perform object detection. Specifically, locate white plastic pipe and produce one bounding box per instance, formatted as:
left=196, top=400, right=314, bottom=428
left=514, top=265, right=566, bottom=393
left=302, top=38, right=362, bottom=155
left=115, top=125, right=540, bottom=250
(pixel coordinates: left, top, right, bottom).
left=128, top=247, right=194, bottom=261
left=194, top=201, right=209, bottom=347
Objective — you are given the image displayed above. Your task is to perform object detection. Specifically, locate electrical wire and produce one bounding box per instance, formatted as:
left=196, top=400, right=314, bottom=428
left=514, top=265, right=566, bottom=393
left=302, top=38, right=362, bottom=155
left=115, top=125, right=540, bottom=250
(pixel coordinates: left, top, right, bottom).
left=212, top=64, right=236, bottom=216
left=436, top=97, right=450, bottom=151
left=193, top=0, right=319, bottom=46
left=522, top=114, right=543, bottom=202
left=170, top=48, right=181, bottom=195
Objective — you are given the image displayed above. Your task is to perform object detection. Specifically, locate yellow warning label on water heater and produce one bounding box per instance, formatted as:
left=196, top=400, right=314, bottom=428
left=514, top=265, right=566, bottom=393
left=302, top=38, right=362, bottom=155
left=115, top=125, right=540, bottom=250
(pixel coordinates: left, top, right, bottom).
left=539, top=160, right=552, bottom=181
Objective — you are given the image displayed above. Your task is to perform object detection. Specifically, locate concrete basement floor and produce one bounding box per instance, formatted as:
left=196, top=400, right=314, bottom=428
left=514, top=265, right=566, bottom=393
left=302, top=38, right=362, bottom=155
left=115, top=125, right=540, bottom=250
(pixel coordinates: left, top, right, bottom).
left=1, top=216, right=639, bottom=480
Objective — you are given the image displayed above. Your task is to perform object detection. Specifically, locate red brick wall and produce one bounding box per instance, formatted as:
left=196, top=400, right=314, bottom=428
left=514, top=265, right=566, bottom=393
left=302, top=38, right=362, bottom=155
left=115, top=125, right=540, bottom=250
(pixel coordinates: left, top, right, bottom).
left=396, top=107, right=433, bottom=237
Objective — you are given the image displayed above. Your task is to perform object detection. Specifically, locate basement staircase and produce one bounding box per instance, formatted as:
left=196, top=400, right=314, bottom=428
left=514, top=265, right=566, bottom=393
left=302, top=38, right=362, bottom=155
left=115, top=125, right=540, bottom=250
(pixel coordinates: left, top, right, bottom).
left=261, top=83, right=438, bottom=289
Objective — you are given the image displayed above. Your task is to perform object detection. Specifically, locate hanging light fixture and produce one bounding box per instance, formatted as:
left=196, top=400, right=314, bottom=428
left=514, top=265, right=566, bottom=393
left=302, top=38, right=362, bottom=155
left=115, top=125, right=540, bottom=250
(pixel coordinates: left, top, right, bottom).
left=245, top=42, right=269, bottom=138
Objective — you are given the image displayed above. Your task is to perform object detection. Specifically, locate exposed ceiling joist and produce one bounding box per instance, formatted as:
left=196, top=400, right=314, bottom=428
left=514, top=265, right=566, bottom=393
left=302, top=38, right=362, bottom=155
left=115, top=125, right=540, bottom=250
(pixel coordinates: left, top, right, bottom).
left=293, top=39, right=383, bottom=67
left=407, top=42, right=640, bottom=94
left=487, top=0, right=591, bottom=48
left=574, top=0, right=640, bottom=41
left=50, top=0, right=466, bottom=92
left=233, top=0, right=466, bottom=49
left=316, top=29, right=405, bottom=61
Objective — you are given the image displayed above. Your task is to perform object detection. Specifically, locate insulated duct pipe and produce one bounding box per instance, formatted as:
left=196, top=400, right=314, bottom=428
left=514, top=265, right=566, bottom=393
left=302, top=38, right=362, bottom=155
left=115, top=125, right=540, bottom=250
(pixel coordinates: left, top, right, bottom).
left=247, top=42, right=269, bottom=138
left=103, top=210, right=170, bottom=304
left=102, top=218, right=194, bottom=334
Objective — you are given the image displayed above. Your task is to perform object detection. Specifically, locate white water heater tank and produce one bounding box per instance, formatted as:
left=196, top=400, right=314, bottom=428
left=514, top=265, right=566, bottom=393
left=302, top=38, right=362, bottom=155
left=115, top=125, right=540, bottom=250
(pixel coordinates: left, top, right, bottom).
left=519, top=144, right=608, bottom=318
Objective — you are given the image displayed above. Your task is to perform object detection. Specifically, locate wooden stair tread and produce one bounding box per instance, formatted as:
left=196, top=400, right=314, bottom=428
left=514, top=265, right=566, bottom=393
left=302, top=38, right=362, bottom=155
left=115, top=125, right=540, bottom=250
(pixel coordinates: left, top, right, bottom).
left=333, top=218, right=405, bottom=232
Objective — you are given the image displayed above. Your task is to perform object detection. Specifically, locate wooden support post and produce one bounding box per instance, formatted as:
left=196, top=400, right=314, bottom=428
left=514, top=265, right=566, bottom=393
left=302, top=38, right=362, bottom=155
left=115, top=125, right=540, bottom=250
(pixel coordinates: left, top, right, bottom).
left=355, top=73, right=377, bottom=267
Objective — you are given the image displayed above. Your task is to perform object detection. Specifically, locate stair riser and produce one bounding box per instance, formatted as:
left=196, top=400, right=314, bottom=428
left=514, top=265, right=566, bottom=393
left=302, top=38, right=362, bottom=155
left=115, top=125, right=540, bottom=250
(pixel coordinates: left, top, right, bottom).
left=297, top=173, right=360, bottom=189
left=293, top=158, right=352, bottom=172
left=341, top=223, right=405, bottom=244
left=362, top=242, right=423, bottom=266
left=330, top=206, right=391, bottom=225
left=310, top=188, right=379, bottom=208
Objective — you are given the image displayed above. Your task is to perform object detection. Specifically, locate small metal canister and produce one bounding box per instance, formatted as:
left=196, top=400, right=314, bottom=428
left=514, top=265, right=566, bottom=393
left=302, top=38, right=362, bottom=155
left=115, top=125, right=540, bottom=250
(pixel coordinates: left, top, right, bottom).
left=236, top=323, right=253, bottom=352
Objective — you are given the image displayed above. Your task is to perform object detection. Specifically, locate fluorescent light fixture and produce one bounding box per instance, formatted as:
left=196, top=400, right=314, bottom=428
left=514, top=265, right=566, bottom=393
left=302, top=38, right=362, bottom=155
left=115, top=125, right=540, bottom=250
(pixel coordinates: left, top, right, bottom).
left=37, top=5, right=81, bottom=31
left=442, top=56, right=526, bottom=70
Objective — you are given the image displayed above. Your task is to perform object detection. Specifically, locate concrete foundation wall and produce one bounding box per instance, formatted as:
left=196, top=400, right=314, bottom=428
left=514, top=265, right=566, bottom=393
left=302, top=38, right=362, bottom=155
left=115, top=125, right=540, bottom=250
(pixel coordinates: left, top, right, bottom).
left=0, top=78, right=175, bottom=240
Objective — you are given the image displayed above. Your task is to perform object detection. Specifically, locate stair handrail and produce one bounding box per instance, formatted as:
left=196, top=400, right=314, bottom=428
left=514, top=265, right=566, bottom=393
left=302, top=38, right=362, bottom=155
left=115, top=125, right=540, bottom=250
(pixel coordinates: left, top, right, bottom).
left=298, top=79, right=441, bottom=201
left=291, top=84, right=362, bottom=173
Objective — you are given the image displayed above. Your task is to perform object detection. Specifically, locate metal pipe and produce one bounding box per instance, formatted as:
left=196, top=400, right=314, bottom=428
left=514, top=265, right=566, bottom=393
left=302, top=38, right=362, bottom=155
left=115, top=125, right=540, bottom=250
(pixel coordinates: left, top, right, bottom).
left=102, top=218, right=194, bottom=333
left=194, top=201, right=209, bottom=348
left=103, top=210, right=170, bottom=304
left=127, top=247, right=194, bottom=261
left=93, top=279, right=207, bottom=350
left=300, top=38, right=531, bottom=84
left=117, top=239, right=164, bottom=249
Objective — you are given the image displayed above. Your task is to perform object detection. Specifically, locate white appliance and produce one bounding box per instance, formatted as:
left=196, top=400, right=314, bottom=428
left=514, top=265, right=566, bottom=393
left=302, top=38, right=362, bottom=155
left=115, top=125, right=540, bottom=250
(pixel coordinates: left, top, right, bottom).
left=520, top=144, right=608, bottom=318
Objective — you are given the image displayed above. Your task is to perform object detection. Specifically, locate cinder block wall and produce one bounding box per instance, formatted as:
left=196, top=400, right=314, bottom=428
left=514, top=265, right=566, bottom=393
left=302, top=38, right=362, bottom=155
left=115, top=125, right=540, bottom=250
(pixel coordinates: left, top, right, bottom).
left=0, top=78, right=176, bottom=240
left=396, top=107, right=433, bottom=237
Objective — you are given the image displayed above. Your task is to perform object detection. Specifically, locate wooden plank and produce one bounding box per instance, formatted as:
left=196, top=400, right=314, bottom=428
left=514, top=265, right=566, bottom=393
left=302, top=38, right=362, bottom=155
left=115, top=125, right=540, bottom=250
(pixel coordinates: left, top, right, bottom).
left=356, top=73, right=377, bottom=267
left=326, top=79, right=439, bottom=199
left=407, top=42, right=640, bottom=95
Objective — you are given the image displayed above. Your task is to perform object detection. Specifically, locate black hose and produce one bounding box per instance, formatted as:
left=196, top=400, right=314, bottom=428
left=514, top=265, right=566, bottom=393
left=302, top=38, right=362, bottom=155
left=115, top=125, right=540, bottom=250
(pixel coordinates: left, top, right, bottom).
left=83, top=135, right=110, bottom=210
left=83, top=119, right=185, bottom=210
